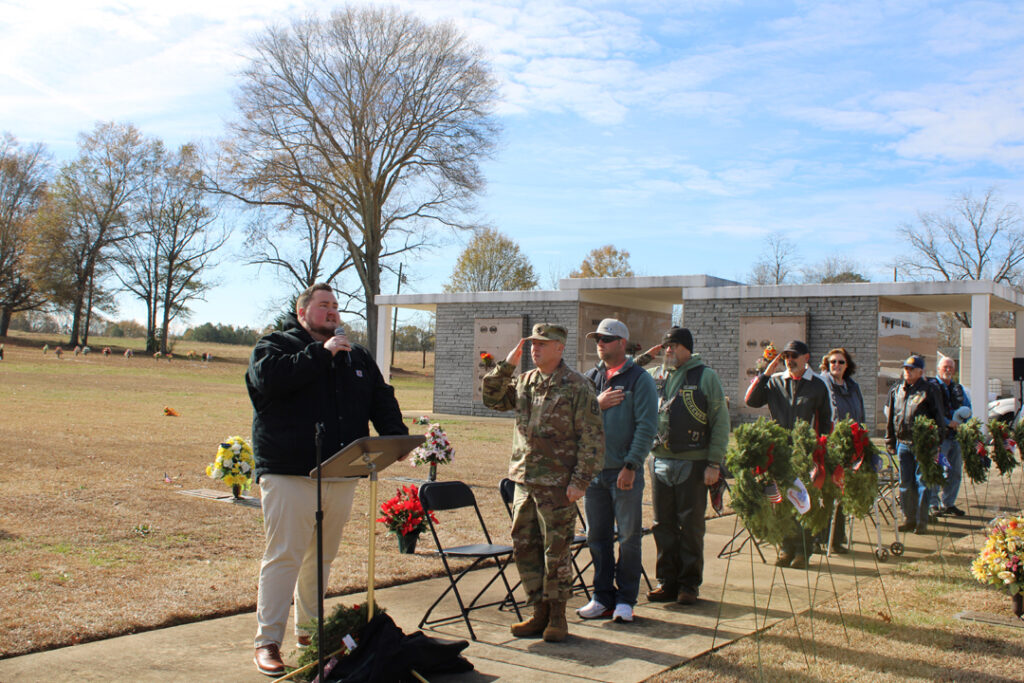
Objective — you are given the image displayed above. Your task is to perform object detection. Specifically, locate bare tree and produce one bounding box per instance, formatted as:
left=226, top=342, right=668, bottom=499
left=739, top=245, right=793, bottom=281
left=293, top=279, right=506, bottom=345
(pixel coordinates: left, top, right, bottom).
left=114, top=143, right=228, bottom=353
left=31, top=122, right=157, bottom=346
left=897, top=188, right=1024, bottom=326
left=802, top=256, right=869, bottom=284
left=0, top=133, right=50, bottom=335
left=748, top=233, right=800, bottom=285
left=243, top=201, right=358, bottom=311
left=215, top=6, right=500, bottom=355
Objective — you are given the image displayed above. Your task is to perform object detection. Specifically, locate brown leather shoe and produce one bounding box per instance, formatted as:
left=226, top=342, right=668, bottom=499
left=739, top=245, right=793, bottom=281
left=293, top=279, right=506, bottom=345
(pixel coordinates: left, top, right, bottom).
left=254, top=643, right=285, bottom=676
left=647, top=584, right=678, bottom=602
left=676, top=589, right=698, bottom=605
left=790, top=555, right=808, bottom=569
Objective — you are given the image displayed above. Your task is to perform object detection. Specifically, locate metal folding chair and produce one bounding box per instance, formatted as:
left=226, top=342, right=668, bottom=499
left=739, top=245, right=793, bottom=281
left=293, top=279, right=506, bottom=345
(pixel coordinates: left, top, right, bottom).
left=498, top=477, right=591, bottom=601
left=417, top=481, right=522, bottom=640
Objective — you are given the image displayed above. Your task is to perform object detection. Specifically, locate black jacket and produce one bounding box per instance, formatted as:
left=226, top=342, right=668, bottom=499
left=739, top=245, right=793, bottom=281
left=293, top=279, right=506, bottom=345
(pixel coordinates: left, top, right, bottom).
left=246, top=313, right=408, bottom=481
left=884, top=377, right=944, bottom=451
left=744, top=371, right=833, bottom=435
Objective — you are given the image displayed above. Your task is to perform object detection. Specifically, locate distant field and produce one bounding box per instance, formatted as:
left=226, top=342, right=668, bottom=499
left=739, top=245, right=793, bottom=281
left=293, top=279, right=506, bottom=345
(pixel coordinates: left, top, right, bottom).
left=0, top=333, right=527, bottom=659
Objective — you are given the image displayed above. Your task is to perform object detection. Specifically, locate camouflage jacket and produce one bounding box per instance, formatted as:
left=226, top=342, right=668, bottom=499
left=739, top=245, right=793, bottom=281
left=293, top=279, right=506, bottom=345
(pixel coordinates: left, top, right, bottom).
left=482, top=359, right=604, bottom=491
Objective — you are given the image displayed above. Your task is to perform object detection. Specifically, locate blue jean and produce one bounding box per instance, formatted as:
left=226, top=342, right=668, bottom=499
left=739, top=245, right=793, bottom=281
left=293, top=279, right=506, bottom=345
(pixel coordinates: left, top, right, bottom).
left=931, top=438, right=962, bottom=509
left=585, top=467, right=645, bottom=608
left=898, top=443, right=931, bottom=528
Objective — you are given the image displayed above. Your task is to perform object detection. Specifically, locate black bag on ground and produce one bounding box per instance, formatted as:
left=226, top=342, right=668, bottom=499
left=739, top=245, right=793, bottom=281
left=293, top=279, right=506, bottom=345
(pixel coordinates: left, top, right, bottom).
left=317, top=612, right=474, bottom=682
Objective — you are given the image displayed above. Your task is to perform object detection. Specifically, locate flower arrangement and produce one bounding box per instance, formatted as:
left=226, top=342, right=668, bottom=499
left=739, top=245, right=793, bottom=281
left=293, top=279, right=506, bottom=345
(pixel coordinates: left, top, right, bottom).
left=911, top=416, right=945, bottom=487
left=412, top=415, right=431, bottom=425
left=410, top=423, right=453, bottom=481
left=164, top=406, right=179, bottom=417
left=377, top=485, right=437, bottom=536
left=828, top=419, right=880, bottom=519
left=988, top=420, right=1018, bottom=476
left=972, top=514, right=1024, bottom=596
left=958, top=418, right=990, bottom=484
left=725, top=417, right=800, bottom=546
left=479, top=351, right=495, bottom=368
left=410, top=424, right=453, bottom=467
left=206, top=436, right=255, bottom=494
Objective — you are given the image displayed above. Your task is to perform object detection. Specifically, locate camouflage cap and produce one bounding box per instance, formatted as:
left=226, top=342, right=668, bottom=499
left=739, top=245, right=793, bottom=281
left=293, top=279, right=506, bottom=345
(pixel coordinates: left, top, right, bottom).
left=526, top=323, right=567, bottom=344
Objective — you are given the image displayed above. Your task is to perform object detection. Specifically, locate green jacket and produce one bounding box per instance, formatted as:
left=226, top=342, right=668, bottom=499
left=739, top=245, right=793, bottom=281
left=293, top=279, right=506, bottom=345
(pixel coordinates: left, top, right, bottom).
left=647, top=353, right=730, bottom=464
left=482, top=359, right=604, bottom=491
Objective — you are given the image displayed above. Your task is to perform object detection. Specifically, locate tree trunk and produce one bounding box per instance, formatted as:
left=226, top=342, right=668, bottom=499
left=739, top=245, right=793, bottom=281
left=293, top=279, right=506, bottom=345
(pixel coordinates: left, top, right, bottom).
left=0, top=306, right=11, bottom=337
left=83, top=278, right=95, bottom=346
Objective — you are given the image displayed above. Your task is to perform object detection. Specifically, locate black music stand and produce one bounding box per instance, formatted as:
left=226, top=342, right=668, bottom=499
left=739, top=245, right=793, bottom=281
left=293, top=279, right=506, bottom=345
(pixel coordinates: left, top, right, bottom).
left=307, top=434, right=422, bottom=682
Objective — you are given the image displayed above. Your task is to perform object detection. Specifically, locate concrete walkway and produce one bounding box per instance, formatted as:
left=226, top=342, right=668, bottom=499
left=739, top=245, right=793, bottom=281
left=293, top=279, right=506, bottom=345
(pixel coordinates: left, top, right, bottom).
left=1, top=472, right=1017, bottom=682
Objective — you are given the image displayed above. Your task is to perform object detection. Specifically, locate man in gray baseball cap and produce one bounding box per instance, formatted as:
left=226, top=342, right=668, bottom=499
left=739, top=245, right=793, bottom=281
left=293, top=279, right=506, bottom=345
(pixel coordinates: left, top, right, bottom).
left=576, top=319, right=658, bottom=623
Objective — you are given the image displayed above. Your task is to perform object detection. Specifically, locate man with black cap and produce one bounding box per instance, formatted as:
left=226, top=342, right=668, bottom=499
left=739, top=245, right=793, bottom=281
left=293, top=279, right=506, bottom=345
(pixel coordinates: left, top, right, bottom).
left=745, top=339, right=832, bottom=568
left=745, top=340, right=832, bottom=435
left=885, top=354, right=945, bottom=534
left=645, top=326, right=730, bottom=605
left=482, top=323, right=603, bottom=642
left=576, top=319, right=658, bottom=624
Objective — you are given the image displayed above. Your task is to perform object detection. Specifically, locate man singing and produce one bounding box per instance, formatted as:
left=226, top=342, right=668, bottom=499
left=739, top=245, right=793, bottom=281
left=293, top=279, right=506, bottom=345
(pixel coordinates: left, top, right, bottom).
left=247, top=283, right=408, bottom=676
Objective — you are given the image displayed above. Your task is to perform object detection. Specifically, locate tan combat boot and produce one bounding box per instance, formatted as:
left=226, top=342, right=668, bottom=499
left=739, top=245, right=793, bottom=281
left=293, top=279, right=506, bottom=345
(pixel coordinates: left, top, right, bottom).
left=542, top=600, right=568, bottom=642
left=510, top=600, right=550, bottom=637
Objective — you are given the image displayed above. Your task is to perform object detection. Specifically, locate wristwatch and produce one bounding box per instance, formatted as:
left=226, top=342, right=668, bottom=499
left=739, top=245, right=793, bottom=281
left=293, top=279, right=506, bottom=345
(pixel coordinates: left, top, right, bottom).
left=624, top=462, right=637, bottom=471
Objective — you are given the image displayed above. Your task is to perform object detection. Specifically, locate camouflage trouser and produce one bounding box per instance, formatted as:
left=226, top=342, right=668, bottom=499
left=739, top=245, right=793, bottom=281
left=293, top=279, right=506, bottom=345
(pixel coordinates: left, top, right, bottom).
left=510, top=482, right=575, bottom=603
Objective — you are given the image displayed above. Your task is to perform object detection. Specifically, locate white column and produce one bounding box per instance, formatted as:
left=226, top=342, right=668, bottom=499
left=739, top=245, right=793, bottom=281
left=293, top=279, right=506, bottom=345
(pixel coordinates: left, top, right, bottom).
left=970, top=294, right=990, bottom=420
left=376, top=305, right=393, bottom=383
left=1016, top=311, right=1024, bottom=402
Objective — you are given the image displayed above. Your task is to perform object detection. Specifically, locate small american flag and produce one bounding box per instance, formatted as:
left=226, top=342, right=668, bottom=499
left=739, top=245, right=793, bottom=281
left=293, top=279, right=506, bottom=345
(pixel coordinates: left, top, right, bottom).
left=763, top=482, right=783, bottom=504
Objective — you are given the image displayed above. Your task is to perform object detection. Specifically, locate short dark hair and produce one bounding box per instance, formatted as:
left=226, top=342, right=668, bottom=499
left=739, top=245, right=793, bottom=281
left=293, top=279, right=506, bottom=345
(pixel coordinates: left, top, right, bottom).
left=296, top=283, right=333, bottom=312
left=820, top=347, right=856, bottom=378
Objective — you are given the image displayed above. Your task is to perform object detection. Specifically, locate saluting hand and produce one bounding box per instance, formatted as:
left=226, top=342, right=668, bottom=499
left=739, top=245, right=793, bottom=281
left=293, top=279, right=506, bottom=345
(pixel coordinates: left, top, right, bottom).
left=505, top=338, right=526, bottom=366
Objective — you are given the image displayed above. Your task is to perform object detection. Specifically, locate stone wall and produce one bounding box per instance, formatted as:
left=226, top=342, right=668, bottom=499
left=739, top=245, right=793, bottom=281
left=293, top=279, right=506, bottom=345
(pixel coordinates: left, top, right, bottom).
left=434, top=301, right=581, bottom=417
left=684, top=296, right=880, bottom=432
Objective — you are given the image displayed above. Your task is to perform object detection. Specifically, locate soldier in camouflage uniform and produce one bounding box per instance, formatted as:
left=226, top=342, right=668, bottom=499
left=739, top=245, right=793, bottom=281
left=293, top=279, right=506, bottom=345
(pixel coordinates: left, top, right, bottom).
left=482, top=323, right=604, bottom=642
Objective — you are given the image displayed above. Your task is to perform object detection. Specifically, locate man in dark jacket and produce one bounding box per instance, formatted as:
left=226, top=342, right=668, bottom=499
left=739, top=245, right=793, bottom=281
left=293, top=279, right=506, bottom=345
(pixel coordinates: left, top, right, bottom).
left=745, top=339, right=832, bottom=568
left=247, top=283, right=407, bottom=676
left=885, top=354, right=945, bottom=535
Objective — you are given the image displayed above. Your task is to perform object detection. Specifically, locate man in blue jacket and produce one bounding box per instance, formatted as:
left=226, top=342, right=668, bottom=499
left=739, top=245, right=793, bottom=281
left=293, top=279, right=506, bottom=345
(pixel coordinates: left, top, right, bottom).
left=247, top=283, right=408, bottom=676
left=577, top=319, right=658, bottom=624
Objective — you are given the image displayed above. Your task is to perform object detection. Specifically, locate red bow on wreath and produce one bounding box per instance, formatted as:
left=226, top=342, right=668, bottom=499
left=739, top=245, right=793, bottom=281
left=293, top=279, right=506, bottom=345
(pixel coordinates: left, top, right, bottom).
left=976, top=442, right=986, bottom=456
left=811, top=435, right=845, bottom=492
left=850, top=422, right=870, bottom=472
left=754, top=443, right=775, bottom=475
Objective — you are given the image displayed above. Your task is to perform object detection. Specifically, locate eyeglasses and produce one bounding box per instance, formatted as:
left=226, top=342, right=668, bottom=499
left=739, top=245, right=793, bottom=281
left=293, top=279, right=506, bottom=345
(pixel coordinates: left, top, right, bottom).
left=828, top=359, right=847, bottom=365
left=595, top=335, right=620, bottom=344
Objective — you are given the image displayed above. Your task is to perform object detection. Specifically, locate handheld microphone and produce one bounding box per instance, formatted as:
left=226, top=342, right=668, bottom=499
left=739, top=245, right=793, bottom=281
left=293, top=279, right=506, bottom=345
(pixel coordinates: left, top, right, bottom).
left=334, top=325, right=352, bottom=366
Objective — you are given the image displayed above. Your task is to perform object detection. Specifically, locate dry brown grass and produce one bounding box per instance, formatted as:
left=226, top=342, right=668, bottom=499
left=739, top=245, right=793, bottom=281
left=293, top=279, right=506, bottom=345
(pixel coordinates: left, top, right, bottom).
left=0, top=333, right=510, bottom=659
left=650, top=540, right=1024, bottom=682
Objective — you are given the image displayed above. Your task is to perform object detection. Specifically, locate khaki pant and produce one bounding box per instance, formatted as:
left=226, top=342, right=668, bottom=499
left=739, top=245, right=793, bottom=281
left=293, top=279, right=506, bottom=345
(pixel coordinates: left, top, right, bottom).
left=255, top=474, right=357, bottom=647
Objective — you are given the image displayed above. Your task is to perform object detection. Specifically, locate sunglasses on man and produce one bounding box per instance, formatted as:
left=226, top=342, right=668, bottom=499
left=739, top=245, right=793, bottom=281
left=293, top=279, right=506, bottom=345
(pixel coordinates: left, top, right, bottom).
left=594, top=335, right=621, bottom=344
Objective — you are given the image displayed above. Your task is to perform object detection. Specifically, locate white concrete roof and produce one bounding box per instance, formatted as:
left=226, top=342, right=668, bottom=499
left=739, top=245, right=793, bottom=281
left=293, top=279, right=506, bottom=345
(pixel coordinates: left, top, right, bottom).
left=679, top=280, right=1024, bottom=312
left=375, top=276, right=1024, bottom=313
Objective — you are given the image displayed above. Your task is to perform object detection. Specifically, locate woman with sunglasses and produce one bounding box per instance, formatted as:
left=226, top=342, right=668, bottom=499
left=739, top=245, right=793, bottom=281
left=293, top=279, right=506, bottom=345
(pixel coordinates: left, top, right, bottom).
left=818, top=347, right=865, bottom=554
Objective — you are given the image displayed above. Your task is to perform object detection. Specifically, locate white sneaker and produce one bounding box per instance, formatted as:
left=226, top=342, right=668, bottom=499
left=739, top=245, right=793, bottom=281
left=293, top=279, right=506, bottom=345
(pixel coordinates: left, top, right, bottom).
left=612, top=603, right=634, bottom=623
left=576, top=598, right=613, bottom=619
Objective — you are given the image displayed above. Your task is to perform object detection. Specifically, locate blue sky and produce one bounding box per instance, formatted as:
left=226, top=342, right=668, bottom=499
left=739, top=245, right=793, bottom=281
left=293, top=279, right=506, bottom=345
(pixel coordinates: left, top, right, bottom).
left=2, top=0, right=1023, bottom=329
